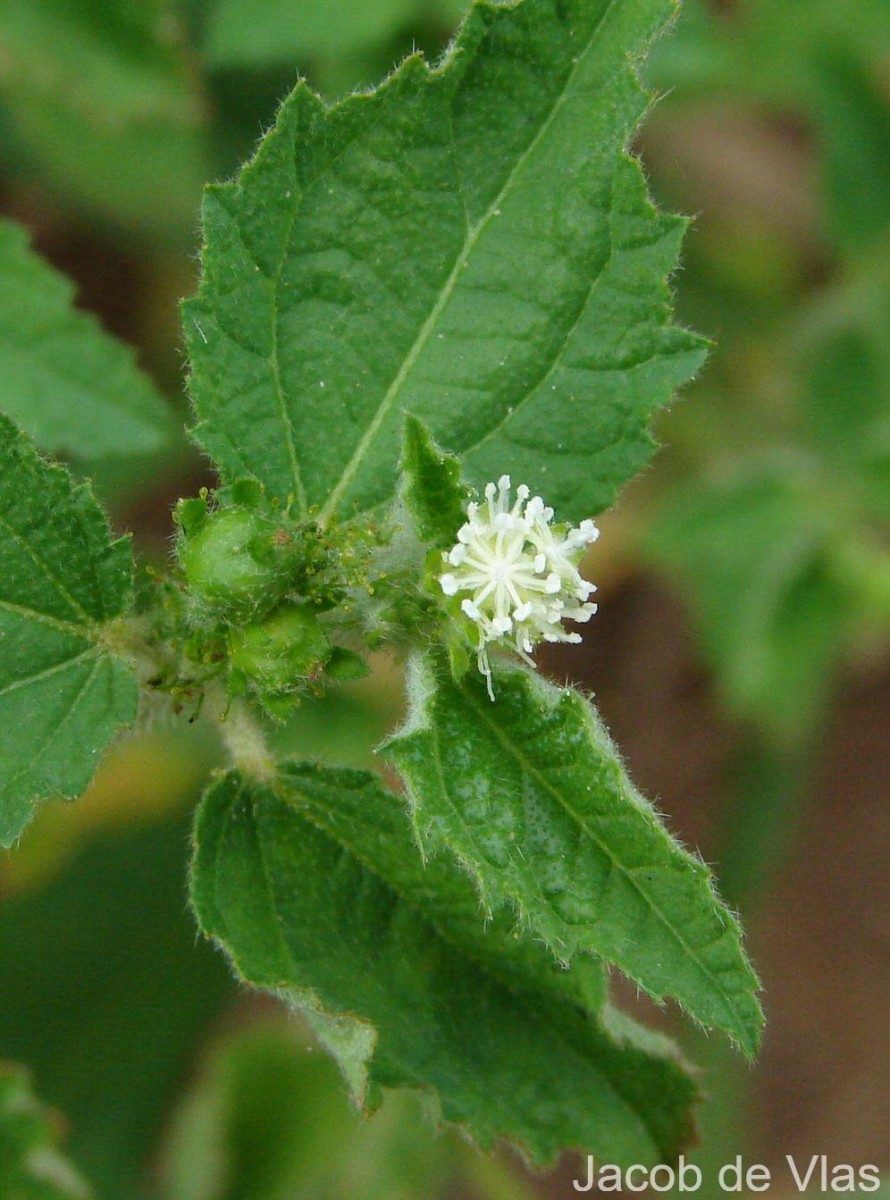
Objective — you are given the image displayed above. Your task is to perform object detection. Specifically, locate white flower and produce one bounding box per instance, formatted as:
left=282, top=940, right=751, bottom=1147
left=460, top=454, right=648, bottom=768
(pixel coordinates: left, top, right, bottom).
left=440, top=475, right=598, bottom=698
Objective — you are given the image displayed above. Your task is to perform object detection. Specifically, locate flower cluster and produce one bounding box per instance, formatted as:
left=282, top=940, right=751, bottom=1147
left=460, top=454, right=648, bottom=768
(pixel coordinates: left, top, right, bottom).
left=440, top=475, right=598, bottom=698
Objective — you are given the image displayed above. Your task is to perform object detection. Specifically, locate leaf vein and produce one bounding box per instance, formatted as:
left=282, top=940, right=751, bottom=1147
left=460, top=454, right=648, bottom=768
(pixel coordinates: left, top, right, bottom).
left=0, top=507, right=92, bottom=625
left=317, top=0, right=620, bottom=522
left=0, top=646, right=98, bottom=699
left=461, top=681, right=752, bottom=1028
left=2, top=654, right=106, bottom=797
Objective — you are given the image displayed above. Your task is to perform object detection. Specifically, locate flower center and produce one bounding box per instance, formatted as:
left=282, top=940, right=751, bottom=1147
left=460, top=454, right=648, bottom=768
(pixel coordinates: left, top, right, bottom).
left=439, top=475, right=599, bottom=699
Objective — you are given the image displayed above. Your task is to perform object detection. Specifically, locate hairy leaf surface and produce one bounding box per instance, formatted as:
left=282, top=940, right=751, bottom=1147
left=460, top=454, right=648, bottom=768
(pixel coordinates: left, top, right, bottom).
left=382, top=653, right=763, bottom=1055
left=191, top=762, right=699, bottom=1165
left=0, top=417, right=137, bottom=846
left=0, top=220, right=177, bottom=466
left=400, top=415, right=469, bottom=548
left=185, top=0, right=705, bottom=524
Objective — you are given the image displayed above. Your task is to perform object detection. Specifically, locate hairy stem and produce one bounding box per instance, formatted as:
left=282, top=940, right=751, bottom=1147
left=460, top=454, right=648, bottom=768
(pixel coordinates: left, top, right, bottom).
left=211, top=691, right=276, bottom=782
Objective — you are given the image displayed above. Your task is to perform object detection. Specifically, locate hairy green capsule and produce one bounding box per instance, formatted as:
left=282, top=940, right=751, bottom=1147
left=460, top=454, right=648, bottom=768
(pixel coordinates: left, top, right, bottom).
left=178, top=505, right=295, bottom=621
left=229, top=604, right=331, bottom=696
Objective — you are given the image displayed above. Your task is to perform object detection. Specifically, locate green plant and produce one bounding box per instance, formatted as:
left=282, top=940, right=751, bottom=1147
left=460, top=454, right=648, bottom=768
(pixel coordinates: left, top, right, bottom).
left=0, top=0, right=765, bottom=1182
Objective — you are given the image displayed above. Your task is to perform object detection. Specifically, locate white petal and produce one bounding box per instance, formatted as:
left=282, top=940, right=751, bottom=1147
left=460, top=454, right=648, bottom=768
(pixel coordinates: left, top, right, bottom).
left=440, top=573, right=458, bottom=596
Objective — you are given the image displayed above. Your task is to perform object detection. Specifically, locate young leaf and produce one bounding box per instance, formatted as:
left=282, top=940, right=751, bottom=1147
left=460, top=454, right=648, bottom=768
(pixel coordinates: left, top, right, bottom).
left=382, top=652, right=763, bottom=1056
left=400, top=415, right=468, bottom=547
left=0, top=1064, right=93, bottom=1199
left=191, top=762, right=699, bottom=1166
left=185, top=0, right=705, bottom=525
left=0, top=416, right=138, bottom=846
left=0, top=220, right=177, bottom=467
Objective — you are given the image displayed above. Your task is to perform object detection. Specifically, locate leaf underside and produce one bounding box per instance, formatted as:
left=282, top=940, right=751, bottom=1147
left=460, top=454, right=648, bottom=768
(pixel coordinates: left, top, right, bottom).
left=185, top=0, right=706, bottom=525
left=0, top=414, right=137, bottom=846
left=382, top=653, right=763, bottom=1056
left=191, top=762, right=699, bottom=1167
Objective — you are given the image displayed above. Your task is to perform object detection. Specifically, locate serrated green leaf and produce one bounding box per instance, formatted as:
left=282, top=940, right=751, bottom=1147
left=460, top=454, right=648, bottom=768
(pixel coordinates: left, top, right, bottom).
left=185, top=0, right=705, bottom=525
left=400, top=415, right=468, bottom=547
left=382, top=652, right=763, bottom=1056
left=0, top=416, right=138, bottom=846
left=0, top=1064, right=93, bottom=1199
left=0, top=220, right=177, bottom=468
left=280, top=760, right=607, bottom=1015
left=191, top=762, right=699, bottom=1166
left=0, top=0, right=208, bottom=236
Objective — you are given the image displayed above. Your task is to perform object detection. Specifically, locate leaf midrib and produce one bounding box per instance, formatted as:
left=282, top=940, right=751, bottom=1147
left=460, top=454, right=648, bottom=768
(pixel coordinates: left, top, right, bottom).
left=2, top=654, right=105, bottom=797
left=0, top=597, right=88, bottom=638
left=270, top=199, right=309, bottom=516
left=228, top=769, right=666, bottom=1156
left=316, top=0, right=619, bottom=523
left=459, top=678, right=758, bottom=1049
left=0, top=646, right=98, bottom=699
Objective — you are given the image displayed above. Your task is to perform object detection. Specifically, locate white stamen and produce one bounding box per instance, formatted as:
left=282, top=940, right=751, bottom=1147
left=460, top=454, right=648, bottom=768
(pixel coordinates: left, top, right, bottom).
left=438, top=477, right=599, bottom=698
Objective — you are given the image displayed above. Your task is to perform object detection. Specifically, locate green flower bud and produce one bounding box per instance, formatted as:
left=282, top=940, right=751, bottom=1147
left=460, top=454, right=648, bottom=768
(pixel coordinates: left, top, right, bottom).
left=178, top=506, right=294, bottom=621
left=229, top=604, right=331, bottom=696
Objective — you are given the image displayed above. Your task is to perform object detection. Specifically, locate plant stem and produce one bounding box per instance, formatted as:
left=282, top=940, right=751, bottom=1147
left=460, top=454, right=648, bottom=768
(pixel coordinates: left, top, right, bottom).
left=211, top=692, right=276, bottom=782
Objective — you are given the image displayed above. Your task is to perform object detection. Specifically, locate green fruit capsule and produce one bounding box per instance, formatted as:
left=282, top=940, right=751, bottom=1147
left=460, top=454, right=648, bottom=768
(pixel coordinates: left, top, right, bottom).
left=229, top=605, right=331, bottom=695
left=178, top=506, right=293, bottom=620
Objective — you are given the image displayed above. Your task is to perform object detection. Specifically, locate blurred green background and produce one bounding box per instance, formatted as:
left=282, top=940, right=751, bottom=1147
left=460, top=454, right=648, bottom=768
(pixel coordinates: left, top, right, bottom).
left=0, top=0, right=888, bottom=1196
